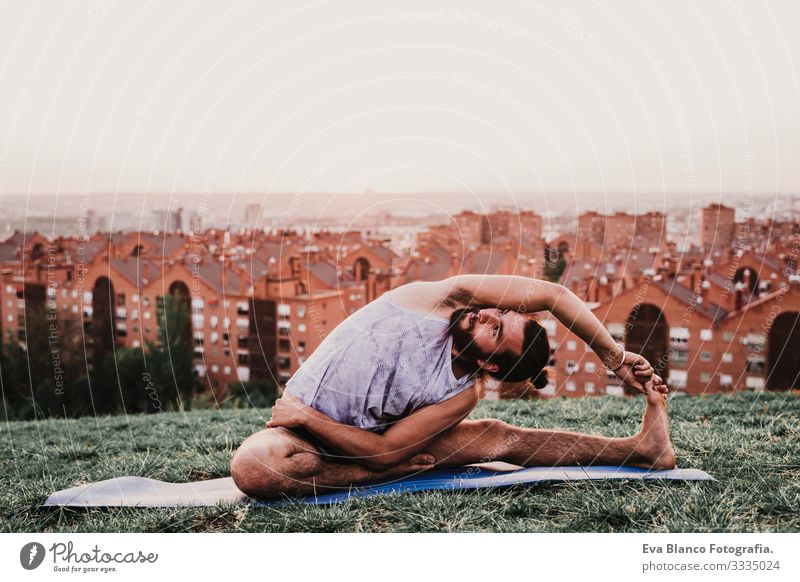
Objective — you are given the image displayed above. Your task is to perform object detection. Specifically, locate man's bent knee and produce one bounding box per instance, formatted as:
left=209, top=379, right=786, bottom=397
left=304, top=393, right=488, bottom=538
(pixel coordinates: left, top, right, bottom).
left=230, top=427, right=321, bottom=499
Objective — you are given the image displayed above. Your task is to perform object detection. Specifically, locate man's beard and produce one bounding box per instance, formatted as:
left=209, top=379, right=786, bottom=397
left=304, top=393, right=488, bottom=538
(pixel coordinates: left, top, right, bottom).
left=448, top=307, right=487, bottom=373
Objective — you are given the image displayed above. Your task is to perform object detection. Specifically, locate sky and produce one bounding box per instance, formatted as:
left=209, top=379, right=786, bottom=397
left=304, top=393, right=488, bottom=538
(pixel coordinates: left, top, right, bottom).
left=0, top=0, right=798, bottom=206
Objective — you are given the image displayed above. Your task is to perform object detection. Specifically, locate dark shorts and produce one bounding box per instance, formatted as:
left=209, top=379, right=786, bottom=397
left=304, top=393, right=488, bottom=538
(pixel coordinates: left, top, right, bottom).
left=287, top=426, right=345, bottom=463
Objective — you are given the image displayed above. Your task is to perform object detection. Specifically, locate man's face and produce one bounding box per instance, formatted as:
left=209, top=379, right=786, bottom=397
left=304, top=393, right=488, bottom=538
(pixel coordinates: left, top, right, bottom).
left=449, top=307, right=527, bottom=365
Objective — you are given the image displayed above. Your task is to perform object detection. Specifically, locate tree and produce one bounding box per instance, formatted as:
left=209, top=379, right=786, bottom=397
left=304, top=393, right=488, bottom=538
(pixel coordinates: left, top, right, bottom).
left=145, top=292, right=196, bottom=410
left=224, top=378, right=278, bottom=409
left=543, top=256, right=567, bottom=283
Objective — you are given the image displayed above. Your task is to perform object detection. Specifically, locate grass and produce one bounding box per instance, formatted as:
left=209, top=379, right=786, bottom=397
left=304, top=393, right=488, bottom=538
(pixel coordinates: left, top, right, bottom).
left=1, top=392, right=798, bottom=532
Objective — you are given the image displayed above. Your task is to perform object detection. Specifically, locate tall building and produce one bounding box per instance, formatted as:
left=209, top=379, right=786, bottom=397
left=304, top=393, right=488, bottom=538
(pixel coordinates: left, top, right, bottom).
left=452, top=211, right=483, bottom=247
left=576, top=211, right=666, bottom=251
left=701, top=203, right=736, bottom=258
left=153, top=208, right=183, bottom=232
left=577, top=211, right=606, bottom=246
left=244, top=204, right=262, bottom=228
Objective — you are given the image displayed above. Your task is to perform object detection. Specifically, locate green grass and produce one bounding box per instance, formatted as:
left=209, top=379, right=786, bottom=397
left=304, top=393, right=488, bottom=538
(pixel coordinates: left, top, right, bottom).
left=1, top=392, right=798, bottom=532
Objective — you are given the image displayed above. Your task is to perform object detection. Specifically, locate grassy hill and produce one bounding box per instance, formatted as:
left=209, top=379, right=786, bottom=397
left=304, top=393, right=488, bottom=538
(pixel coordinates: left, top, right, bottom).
left=1, top=392, right=798, bottom=532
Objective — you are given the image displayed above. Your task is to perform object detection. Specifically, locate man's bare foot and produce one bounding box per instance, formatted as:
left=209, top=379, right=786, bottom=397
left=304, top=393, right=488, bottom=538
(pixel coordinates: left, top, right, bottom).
left=632, top=383, right=676, bottom=470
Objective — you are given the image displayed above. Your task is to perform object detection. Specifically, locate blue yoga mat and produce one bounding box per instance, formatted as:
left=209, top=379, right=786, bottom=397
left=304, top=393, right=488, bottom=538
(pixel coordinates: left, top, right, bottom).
left=43, top=462, right=714, bottom=508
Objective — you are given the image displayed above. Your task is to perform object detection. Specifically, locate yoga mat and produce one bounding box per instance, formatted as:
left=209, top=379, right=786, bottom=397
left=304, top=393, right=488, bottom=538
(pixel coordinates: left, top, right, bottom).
left=43, top=462, right=714, bottom=508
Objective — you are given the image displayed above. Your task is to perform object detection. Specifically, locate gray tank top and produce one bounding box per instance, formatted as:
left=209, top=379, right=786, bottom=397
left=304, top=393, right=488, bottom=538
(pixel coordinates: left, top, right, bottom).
left=285, top=293, right=476, bottom=433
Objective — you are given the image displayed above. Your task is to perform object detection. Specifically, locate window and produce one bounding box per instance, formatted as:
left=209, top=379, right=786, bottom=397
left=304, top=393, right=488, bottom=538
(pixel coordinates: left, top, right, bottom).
left=297, top=323, right=307, bottom=333
left=567, top=340, right=576, bottom=351
left=584, top=382, right=595, bottom=393
left=669, top=327, right=690, bottom=345
left=278, top=339, right=291, bottom=352
left=744, top=333, right=766, bottom=351
left=566, top=361, right=579, bottom=374
left=222, top=333, right=230, bottom=346
left=700, top=372, right=711, bottom=383
left=298, top=341, right=306, bottom=354
left=746, top=358, right=765, bottom=374
left=669, top=349, right=688, bottom=364
left=723, top=331, right=733, bottom=341
left=116, top=293, right=126, bottom=306
left=585, top=362, right=596, bottom=373
left=700, top=329, right=713, bottom=341
left=566, top=381, right=577, bottom=392
left=720, top=374, right=733, bottom=388
left=700, top=351, right=712, bottom=362
left=142, top=296, right=150, bottom=307
left=667, top=369, right=688, bottom=389
left=278, top=304, right=291, bottom=317
left=223, top=366, right=231, bottom=375
left=209, top=315, right=219, bottom=328
left=722, top=352, right=733, bottom=363
left=746, top=376, right=765, bottom=390
left=237, top=353, right=249, bottom=365
left=143, top=311, right=151, bottom=320
left=541, top=319, right=557, bottom=336
left=132, top=294, right=139, bottom=304
left=297, top=305, right=306, bottom=318
left=278, top=356, right=291, bottom=370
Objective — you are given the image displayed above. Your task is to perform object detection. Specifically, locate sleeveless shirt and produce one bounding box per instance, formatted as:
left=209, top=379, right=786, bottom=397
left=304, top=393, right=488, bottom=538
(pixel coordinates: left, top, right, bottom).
left=284, top=293, right=476, bottom=433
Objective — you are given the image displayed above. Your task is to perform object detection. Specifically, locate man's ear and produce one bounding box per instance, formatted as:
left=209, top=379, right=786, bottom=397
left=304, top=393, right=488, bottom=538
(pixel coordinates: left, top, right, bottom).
left=476, top=359, right=500, bottom=373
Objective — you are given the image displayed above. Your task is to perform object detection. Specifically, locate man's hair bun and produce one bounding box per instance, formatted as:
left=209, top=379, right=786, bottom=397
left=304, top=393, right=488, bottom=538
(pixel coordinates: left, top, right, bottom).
left=531, top=368, right=550, bottom=390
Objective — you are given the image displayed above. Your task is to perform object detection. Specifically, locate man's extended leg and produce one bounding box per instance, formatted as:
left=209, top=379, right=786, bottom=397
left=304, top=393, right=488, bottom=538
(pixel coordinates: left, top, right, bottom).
left=230, top=427, right=436, bottom=499
left=232, top=388, right=674, bottom=499
left=424, top=385, right=675, bottom=470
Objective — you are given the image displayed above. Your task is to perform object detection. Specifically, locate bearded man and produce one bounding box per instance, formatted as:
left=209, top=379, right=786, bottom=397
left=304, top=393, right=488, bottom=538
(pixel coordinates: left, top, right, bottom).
left=230, top=275, right=674, bottom=499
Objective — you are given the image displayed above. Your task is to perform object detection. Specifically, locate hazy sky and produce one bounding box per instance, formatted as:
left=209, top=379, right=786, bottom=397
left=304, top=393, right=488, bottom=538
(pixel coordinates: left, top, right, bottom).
left=0, top=0, right=798, bottom=204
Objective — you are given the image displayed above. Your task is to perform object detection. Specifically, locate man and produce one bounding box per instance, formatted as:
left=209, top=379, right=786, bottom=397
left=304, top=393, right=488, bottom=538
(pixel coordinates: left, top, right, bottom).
left=230, top=275, right=675, bottom=499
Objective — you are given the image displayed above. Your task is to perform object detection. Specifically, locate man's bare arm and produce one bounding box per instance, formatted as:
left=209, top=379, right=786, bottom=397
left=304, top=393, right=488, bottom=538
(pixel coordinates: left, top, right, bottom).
left=439, top=275, right=652, bottom=391
left=267, top=387, right=479, bottom=471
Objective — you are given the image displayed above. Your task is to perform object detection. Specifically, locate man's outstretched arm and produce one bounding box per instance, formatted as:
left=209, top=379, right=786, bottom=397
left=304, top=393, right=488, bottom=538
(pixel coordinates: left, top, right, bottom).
left=439, top=274, right=653, bottom=391
left=266, top=387, right=479, bottom=472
